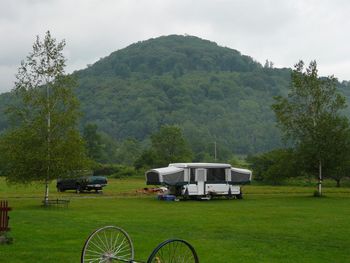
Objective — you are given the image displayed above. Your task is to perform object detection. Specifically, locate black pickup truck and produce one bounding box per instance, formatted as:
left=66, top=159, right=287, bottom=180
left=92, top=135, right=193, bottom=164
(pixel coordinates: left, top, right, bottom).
left=56, top=176, right=107, bottom=193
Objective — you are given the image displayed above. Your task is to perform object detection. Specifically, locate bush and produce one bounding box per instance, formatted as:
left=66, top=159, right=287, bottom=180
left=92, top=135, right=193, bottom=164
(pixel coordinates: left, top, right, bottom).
left=93, top=164, right=139, bottom=178
left=111, top=166, right=138, bottom=179
left=247, top=149, right=299, bottom=184
left=93, top=164, right=117, bottom=176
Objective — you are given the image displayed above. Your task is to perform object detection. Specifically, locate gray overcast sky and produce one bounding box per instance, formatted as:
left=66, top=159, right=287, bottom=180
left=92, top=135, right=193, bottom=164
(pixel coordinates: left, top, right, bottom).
left=1, top=0, right=350, bottom=94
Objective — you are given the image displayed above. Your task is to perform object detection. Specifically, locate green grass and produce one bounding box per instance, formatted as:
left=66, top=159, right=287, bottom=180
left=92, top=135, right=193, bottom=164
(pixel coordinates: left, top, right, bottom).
left=1, top=177, right=350, bottom=262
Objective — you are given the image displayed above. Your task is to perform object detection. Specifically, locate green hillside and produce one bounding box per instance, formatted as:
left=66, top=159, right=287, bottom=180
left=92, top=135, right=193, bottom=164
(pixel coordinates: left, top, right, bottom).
left=3, top=34, right=348, bottom=161
left=74, top=35, right=293, bottom=159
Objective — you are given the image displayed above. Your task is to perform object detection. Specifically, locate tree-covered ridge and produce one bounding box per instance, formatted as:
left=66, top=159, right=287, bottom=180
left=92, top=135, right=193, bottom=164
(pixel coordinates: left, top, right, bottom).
left=1, top=34, right=350, bottom=162
left=77, top=35, right=261, bottom=78
left=76, top=69, right=291, bottom=159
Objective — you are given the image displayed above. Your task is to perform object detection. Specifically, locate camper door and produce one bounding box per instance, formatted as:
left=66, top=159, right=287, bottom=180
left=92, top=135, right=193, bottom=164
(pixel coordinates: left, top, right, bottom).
left=196, top=168, right=206, bottom=195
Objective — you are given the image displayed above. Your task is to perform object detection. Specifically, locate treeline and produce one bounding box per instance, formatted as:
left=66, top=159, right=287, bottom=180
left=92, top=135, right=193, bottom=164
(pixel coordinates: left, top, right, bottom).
left=85, top=123, right=246, bottom=178
left=76, top=70, right=289, bottom=160
left=2, top=34, right=350, bottom=179
left=248, top=147, right=350, bottom=188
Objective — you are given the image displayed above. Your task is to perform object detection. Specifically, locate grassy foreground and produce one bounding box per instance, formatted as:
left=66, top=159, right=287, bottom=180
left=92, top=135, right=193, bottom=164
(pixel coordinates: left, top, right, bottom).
left=1, top=177, right=350, bottom=262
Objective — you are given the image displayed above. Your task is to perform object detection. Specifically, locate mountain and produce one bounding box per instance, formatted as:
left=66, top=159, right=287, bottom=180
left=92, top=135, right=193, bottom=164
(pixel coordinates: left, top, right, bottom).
left=74, top=35, right=291, bottom=158
left=2, top=35, right=348, bottom=162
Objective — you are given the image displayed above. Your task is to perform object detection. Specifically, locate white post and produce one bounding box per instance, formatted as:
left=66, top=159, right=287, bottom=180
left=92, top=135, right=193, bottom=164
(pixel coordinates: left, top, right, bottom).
left=318, top=160, right=322, bottom=196
left=44, top=179, right=49, bottom=205
left=214, top=141, right=217, bottom=161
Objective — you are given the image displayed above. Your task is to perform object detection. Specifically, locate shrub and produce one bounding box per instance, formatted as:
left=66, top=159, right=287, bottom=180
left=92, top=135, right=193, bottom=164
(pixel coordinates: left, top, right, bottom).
left=111, top=166, right=138, bottom=179
left=93, top=164, right=139, bottom=178
left=247, top=149, right=299, bottom=184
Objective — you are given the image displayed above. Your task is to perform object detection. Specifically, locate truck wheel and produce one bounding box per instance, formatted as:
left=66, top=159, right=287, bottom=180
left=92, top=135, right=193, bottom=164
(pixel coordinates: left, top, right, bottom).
left=236, top=193, right=243, bottom=199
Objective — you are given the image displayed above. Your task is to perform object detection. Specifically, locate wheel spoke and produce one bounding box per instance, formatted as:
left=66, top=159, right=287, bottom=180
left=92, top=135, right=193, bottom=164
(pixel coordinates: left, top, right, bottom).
left=89, top=239, right=108, bottom=254
left=96, top=231, right=109, bottom=253
left=103, top=229, right=110, bottom=251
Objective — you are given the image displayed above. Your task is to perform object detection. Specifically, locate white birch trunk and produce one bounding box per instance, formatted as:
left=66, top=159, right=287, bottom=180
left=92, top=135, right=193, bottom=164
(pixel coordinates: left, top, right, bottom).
left=45, top=79, right=51, bottom=204
left=318, top=159, right=322, bottom=196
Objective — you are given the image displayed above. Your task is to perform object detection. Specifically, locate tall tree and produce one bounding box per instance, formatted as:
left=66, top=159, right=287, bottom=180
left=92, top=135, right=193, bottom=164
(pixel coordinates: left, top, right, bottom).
left=297, top=114, right=350, bottom=187
left=135, top=125, right=193, bottom=168
left=115, top=138, right=142, bottom=166
left=151, top=125, right=193, bottom=167
left=0, top=31, right=89, bottom=204
left=83, top=123, right=103, bottom=162
left=272, top=60, right=347, bottom=195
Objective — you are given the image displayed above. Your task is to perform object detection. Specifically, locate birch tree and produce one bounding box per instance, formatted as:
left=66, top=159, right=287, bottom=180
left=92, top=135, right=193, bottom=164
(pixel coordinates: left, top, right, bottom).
left=0, top=31, right=89, bottom=204
left=272, top=60, right=347, bottom=196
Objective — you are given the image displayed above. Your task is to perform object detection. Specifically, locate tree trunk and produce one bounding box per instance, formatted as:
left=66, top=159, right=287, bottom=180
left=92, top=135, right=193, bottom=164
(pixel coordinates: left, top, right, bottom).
left=336, top=179, right=341, bottom=187
left=44, top=179, right=49, bottom=205
left=46, top=81, right=51, bottom=204
left=318, top=159, right=322, bottom=196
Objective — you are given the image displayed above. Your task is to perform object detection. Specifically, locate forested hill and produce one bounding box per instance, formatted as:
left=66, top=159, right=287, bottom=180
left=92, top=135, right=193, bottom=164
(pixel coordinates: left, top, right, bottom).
left=2, top=35, right=348, bottom=162
left=74, top=35, right=291, bottom=160
left=78, top=35, right=260, bottom=78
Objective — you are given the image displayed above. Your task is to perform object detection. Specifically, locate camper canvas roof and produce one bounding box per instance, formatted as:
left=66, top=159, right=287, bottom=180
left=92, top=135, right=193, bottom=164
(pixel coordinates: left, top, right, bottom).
left=231, top=167, right=252, bottom=175
left=169, top=163, right=231, bottom=169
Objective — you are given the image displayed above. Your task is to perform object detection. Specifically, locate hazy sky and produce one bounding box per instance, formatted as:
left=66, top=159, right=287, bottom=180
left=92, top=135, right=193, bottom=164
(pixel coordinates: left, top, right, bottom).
left=1, top=0, right=350, bottom=94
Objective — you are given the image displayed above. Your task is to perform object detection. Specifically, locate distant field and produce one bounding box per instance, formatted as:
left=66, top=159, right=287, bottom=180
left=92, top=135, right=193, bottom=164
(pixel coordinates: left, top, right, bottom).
left=1, top=177, right=350, bottom=263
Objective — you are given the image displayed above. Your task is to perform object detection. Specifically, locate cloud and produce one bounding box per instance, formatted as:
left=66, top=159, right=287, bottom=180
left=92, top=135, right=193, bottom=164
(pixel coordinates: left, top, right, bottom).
left=1, top=0, right=350, bottom=93
left=0, top=65, right=17, bottom=92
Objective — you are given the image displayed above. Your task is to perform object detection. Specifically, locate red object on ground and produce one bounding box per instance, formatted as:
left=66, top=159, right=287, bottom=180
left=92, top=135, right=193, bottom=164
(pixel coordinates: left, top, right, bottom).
left=0, top=200, right=12, bottom=232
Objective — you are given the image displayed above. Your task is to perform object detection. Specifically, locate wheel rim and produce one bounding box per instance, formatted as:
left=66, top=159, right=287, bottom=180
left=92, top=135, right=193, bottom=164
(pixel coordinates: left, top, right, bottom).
left=147, top=239, right=199, bottom=263
left=81, top=226, right=134, bottom=263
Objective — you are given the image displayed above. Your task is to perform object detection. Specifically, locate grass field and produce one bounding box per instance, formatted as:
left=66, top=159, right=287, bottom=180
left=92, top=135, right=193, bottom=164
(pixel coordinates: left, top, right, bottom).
left=1, top=177, right=350, bottom=262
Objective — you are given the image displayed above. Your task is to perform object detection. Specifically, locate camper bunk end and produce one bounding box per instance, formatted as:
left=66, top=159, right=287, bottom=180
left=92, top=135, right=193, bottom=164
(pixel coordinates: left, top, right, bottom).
left=145, top=163, right=252, bottom=200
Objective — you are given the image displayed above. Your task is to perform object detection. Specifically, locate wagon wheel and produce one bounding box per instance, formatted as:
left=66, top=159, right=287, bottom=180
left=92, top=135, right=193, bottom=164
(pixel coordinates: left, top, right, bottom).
left=81, top=226, right=134, bottom=263
left=147, top=239, right=199, bottom=263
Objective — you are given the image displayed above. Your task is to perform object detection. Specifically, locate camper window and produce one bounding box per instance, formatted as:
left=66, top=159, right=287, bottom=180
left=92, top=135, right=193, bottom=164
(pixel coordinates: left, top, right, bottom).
left=207, top=168, right=226, bottom=183
left=190, top=168, right=196, bottom=183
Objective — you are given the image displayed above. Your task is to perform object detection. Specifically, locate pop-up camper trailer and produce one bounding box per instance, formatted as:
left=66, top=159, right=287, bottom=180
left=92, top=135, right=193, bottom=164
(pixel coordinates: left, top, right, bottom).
left=145, top=163, right=252, bottom=199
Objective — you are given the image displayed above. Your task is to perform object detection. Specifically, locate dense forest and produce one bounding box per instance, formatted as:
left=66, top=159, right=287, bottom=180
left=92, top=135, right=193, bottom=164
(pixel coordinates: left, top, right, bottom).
left=1, top=35, right=350, bottom=163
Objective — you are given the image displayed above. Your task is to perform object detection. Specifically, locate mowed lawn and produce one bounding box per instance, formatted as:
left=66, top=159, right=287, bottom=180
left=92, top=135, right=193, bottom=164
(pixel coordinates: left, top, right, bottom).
left=1, top=177, right=350, bottom=263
